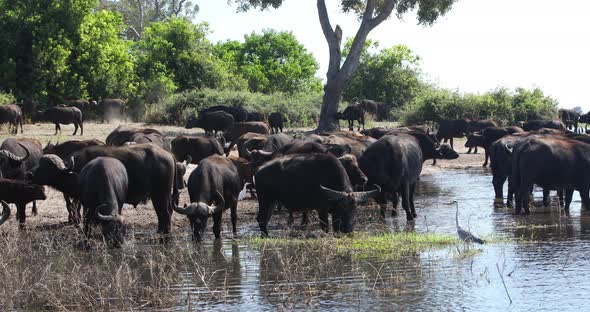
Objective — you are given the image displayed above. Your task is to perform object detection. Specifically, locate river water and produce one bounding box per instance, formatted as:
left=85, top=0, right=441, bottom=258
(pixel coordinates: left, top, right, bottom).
left=153, top=167, right=590, bottom=311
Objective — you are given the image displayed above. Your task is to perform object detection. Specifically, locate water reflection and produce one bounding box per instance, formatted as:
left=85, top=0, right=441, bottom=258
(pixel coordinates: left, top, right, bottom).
left=137, top=169, right=590, bottom=310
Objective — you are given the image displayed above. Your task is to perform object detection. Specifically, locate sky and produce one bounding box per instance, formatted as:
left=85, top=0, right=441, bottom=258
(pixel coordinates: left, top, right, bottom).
left=194, top=0, right=590, bottom=111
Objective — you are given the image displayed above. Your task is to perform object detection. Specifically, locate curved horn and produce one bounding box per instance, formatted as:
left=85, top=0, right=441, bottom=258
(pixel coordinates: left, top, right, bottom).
left=0, top=149, right=28, bottom=164
left=95, top=204, right=120, bottom=221
left=183, top=155, right=192, bottom=166
left=206, top=190, right=225, bottom=216
left=320, top=185, right=347, bottom=201
left=0, top=200, right=11, bottom=226
left=66, top=156, right=75, bottom=171
left=352, top=184, right=381, bottom=203
left=172, top=202, right=197, bottom=216
left=251, top=149, right=273, bottom=157
left=17, top=143, right=30, bottom=161
left=505, top=143, right=514, bottom=154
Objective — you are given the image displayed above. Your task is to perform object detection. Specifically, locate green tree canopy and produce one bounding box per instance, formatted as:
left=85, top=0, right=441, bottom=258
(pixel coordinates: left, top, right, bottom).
left=214, top=30, right=322, bottom=94
left=342, top=38, right=423, bottom=108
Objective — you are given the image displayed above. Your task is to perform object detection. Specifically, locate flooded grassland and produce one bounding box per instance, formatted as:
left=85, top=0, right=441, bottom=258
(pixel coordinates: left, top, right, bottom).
left=0, top=122, right=588, bottom=311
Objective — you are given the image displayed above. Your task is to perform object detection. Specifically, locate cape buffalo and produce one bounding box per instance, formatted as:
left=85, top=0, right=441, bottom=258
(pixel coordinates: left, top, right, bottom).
left=241, top=133, right=293, bottom=160
left=223, top=122, right=271, bottom=156
left=0, top=104, right=24, bottom=134
left=436, top=119, right=470, bottom=150
left=79, top=157, right=128, bottom=247
left=521, top=120, right=566, bottom=132
left=0, top=179, right=46, bottom=227
left=336, top=104, right=365, bottom=131
left=31, top=144, right=177, bottom=233
left=171, top=135, right=224, bottom=164
left=359, top=132, right=459, bottom=220
left=186, top=111, right=235, bottom=135
left=172, top=155, right=241, bottom=240
left=99, top=98, right=127, bottom=123
left=319, top=132, right=376, bottom=159
left=43, top=139, right=104, bottom=160
left=255, top=153, right=380, bottom=236
left=36, top=106, right=83, bottom=135
left=357, top=99, right=387, bottom=120
left=559, top=108, right=580, bottom=132
left=268, top=112, right=285, bottom=134
left=465, top=126, right=523, bottom=167
left=1, top=138, right=42, bottom=219
left=512, top=137, right=590, bottom=214
left=200, top=105, right=248, bottom=122
left=106, top=125, right=164, bottom=146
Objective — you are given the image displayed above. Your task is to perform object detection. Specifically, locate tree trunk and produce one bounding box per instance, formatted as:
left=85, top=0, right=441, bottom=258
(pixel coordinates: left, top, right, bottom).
left=314, top=0, right=397, bottom=132
left=317, top=80, right=343, bottom=131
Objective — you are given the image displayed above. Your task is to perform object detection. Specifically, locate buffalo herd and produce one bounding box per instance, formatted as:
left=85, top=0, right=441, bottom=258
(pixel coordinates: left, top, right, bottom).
left=1, top=103, right=590, bottom=247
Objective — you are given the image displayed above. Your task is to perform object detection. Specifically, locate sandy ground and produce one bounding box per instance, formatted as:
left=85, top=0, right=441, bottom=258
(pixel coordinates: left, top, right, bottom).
left=0, top=122, right=486, bottom=238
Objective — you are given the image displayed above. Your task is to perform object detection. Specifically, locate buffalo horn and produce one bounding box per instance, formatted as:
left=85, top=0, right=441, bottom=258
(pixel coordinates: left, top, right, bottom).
left=66, top=156, right=75, bottom=171
left=0, top=147, right=29, bottom=163
left=320, top=185, right=347, bottom=201
left=183, top=155, right=192, bottom=166
left=352, top=184, right=381, bottom=203
left=96, top=204, right=120, bottom=221
left=207, top=190, right=225, bottom=216
left=0, top=200, right=11, bottom=226
left=172, top=202, right=197, bottom=215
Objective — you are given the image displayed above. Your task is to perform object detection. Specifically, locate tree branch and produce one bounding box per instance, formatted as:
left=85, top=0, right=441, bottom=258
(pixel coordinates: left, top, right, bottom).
left=317, top=0, right=341, bottom=79
left=368, top=0, right=397, bottom=30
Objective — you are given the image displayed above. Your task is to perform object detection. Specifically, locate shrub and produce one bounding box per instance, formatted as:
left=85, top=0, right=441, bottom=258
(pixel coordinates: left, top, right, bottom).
left=144, top=88, right=322, bottom=128
left=0, top=92, right=16, bottom=105
left=400, top=87, right=558, bottom=126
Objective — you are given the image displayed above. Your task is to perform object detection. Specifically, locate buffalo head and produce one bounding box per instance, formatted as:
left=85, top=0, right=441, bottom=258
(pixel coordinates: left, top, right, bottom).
left=172, top=190, right=224, bottom=240
left=320, top=184, right=380, bottom=233
left=0, top=143, right=30, bottom=177
left=436, top=144, right=459, bottom=160
left=185, top=116, right=201, bottom=129
left=464, top=133, right=484, bottom=148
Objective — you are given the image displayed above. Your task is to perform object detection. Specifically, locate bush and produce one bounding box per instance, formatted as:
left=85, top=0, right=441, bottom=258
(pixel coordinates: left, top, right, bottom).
left=144, top=88, right=323, bottom=128
left=400, top=87, right=558, bottom=126
left=0, top=92, right=16, bottom=105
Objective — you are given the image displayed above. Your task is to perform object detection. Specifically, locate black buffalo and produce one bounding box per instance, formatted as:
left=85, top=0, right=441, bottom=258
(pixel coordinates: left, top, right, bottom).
left=223, top=122, right=271, bottom=156
left=172, top=155, right=241, bottom=240
left=0, top=180, right=46, bottom=227
left=247, top=111, right=265, bottom=122
left=579, top=112, right=590, bottom=132
left=359, top=132, right=459, bottom=220
left=106, top=126, right=169, bottom=150
left=512, top=136, right=590, bottom=214
left=521, top=120, right=566, bottom=132
left=357, top=99, right=387, bottom=121
left=319, top=132, right=376, bottom=159
left=171, top=135, right=224, bottom=164
left=255, top=153, right=380, bottom=236
left=186, top=111, right=235, bottom=135
left=79, top=157, right=128, bottom=247
left=242, top=133, right=293, bottom=159
left=336, top=104, right=365, bottom=131
left=99, top=98, right=127, bottom=123
left=36, top=106, right=83, bottom=135
left=465, top=126, right=524, bottom=167
left=268, top=112, right=285, bottom=134
left=43, top=139, right=104, bottom=160
left=559, top=108, right=580, bottom=132
left=436, top=119, right=470, bottom=150
left=1, top=138, right=43, bottom=221
left=31, top=144, right=177, bottom=233
left=200, top=105, right=248, bottom=122
left=0, top=104, right=24, bottom=134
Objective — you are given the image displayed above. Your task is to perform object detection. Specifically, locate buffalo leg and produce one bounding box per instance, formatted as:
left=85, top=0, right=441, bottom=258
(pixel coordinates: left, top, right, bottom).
left=564, top=188, right=574, bottom=211
left=391, top=192, right=399, bottom=217
left=483, top=149, right=489, bottom=167
left=257, top=199, right=274, bottom=237
left=301, top=211, right=309, bottom=226
left=581, top=187, right=590, bottom=210
left=376, top=192, right=388, bottom=220
left=558, top=189, right=565, bottom=207
left=493, top=174, right=506, bottom=202
left=318, top=209, right=329, bottom=232
left=212, top=211, right=223, bottom=239
left=450, top=137, right=454, bottom=150
left=400, top=183, right=413, bottom=221
left=230, top=200, right=238, bottom=236
left=73, top=123, right=78, bottom=135
left=54, top=123, right=59, bottom=135
left=16, top=203, right=26, bottom=227
left=79, top=123, right=83, bottom=135
left=153, top=195, right=171, bottom=234
left=519, top=181, right=532, bottom=214
left=543, top=189, right=550, bottom=207
left=409, top=183, right=417, bottom=218
left=32, top=201, right=37, bottom=216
